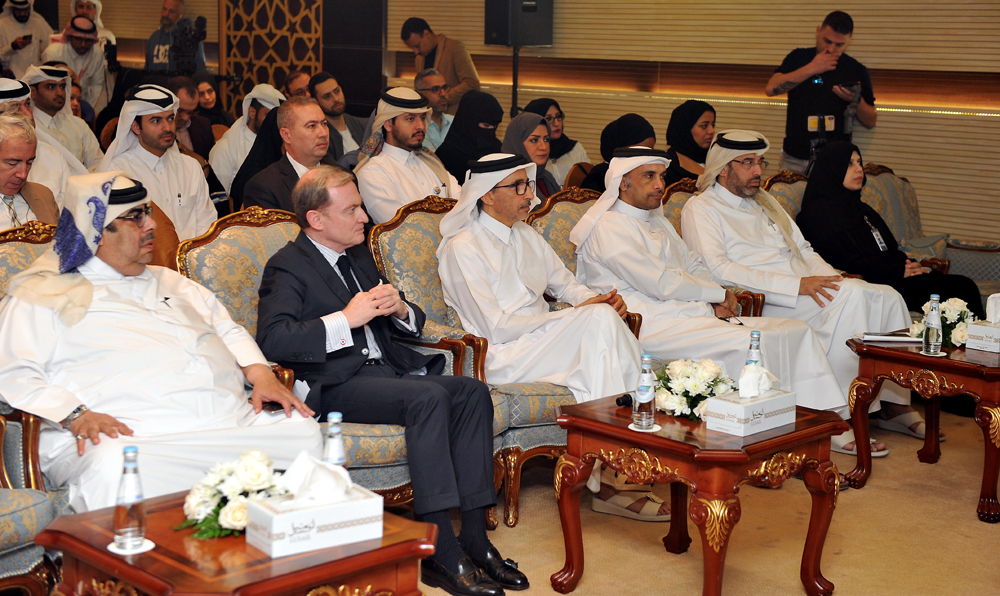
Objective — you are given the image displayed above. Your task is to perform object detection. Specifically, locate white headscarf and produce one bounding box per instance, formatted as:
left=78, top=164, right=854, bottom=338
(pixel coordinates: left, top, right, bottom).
left=697, top=129, right=802, bottom=260
left=241, top=83, right=284, bottom=128
left=570, top=147, right=671, bottom=250
left=2, top=0, right=32, bottom=18
left=0, top=78, right=88, bottom=175
left=6, top=172, right=148, bottom=325
left=437, top=153, right=536, bottom=259
left=70, top=0, right=103, bottom=28
left=97, top=84, right=178, bottom=172
left=22, top=65, right=73, bottom=118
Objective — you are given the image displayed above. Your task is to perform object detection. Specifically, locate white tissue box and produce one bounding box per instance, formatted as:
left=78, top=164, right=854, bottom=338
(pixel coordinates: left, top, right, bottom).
left=246, top=484, right=383, bottom=558
left=967, top=321, right=1000, bottom=353
left=703, top=389, right=797, bottom=437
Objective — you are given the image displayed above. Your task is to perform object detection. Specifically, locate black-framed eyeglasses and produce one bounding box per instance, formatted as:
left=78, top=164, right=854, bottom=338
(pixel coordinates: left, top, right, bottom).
left=543, top=112, right=565, bottom=123
left=493, top=179, right=535, bottom=196
left=417, top=84, right=452, bottom=95
left=731, top=158, right=768, bottom=170
left=115, top=204, right=153, bottom=227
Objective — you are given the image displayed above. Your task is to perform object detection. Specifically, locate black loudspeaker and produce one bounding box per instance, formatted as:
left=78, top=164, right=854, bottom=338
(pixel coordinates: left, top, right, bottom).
left=484, top=0, right=553, bottom=47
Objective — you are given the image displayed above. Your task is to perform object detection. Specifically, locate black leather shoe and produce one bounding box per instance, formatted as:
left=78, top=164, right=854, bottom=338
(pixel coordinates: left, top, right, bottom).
left=421, top=555, right=505, bottom=596
left=471, top=546, right=529, bottom=591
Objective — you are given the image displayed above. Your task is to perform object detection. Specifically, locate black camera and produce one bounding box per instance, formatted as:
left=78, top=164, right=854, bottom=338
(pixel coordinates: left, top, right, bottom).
left=170, top=16, right=207, bottom=75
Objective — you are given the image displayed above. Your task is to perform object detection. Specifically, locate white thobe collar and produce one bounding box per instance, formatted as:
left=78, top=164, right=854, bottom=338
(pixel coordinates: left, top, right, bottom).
left=610, top=199, right=650, bottom=222
left=286, top=153, right=313, bottom=178
left=77, top=255, right=153, bottom=283
left=478, top=210, right=513, bottom=245
left=134, top=143, right=167, bottom=171
left=714, top=182, right=752, bottom=210
left=381, top=141, right=418, bottom=166
left=32, top=108, right=56, bottom=129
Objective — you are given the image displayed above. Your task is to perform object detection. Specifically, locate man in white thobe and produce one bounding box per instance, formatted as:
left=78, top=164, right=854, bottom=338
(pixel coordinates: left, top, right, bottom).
left=0, top=0, right=52, bottom=79
left=681, top=130, right=922, bottom=447
left=356, top=87, right=460, bottom=224
left=24, top=65, right=104, bottom=170
left=71, top=0, right=115, bottom=47
left=99, top=84, right=216, bottom=241
left=0, top=77, right=87, bottom=207
left=41, top=16, right=107, bottom=109
left=0, top=171, right=322, bottom=512
left=209, top=83, right=284, bottom=195
left=438, top=153, right=641, bottom=403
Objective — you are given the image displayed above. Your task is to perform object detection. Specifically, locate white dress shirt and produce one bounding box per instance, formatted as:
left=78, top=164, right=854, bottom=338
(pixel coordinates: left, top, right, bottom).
left=357, top=142, right=461, bottom=224
left=0, top=258, right=322, bottom=512
left=0, top=192, right=33, bottom=229
left=438, top=210, right=641, bottom=402
left=33, top=107, right=104, bottom=171
left=0, top=13, right=51, bottom=78
left=106, top=144, right=216, bottom=241
left=209, top=121, right=255, bottom=195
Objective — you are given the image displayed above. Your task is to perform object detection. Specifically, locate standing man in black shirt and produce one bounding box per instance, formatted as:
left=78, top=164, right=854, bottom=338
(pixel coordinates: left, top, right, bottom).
left=765, top=11, right=876, bottom=174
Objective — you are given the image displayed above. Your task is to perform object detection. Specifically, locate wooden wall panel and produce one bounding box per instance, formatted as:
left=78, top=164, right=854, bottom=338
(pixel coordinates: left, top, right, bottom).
left=60, top=0, right=220, bottom=43
left=387, top=1, right=1000, bottom=73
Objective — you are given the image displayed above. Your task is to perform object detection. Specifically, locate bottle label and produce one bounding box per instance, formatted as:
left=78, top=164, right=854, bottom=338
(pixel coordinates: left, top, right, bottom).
left=635, top=373, right=656, bottom=403
left=325, top=440, right=347, bottom=466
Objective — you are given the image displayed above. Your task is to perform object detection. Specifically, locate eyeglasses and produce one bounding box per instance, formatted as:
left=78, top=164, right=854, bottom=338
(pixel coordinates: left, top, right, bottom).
left=543, top=112, right=565, bottom=123
left=493, top=179, right=535, bottom=196
left=417, top=84, right=452, bottom=95
left=731, top=158, right=769, bottom=170
left=115, top=204, right=153, bottom=227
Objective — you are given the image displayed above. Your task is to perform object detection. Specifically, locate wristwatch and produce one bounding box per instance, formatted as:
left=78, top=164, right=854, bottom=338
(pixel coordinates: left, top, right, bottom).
left=61, top=404, right=89, bottom=429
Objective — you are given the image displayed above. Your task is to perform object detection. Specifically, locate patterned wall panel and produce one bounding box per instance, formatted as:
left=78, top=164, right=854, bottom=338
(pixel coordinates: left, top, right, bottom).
left=221, top=0, right=322, bottom=112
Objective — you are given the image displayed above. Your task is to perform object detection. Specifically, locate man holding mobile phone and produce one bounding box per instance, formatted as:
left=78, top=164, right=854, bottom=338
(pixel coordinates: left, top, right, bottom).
left=764, top=11, right=877, bottom=174
left=0, top=0, right=53, bottom=78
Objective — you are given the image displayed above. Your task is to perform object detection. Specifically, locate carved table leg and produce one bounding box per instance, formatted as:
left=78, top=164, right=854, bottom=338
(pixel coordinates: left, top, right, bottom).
left=845, top=378, right=882, bottom=489
left=690, top=493, right=741, bottom=596
left=974, top=404, right=1000, bottom=523
left=663, top=481, right=692, bottom=554
left=918, top=395, right=942, bottom=464
left=550, top=453, right=595, bottom=593
left=800, top=461, right=839, bottom=596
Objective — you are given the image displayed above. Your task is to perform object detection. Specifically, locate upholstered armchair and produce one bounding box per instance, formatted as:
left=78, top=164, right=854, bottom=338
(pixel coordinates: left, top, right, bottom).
left=0, top=222, right=67, bottom=595
left=369, top=196, right=586, bottom=528
left=530, top=185, right=765, bottom=317
left=176, top=206, right=471, bottom=509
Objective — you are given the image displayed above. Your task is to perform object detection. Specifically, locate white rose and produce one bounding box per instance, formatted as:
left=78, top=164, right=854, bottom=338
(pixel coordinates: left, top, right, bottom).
left=921, top=301, right=931, bottom=315
left=952, top=321, right=969, bottom=346
left=183, top=484, right=220, bottom=522
left=666, top=359, right=692, bottom=379
left=654, top=388, right=671, bottom=412
left=693, top=365, right=713, bottom=384
left=943, top=297, right=967, bottom=312
left=909, top=321, right=925, bottom=338
left=236, top=451, right=274, bottom=492
left=693, top=400, right=710, bottom=419
left=699, top=359, right=723, bottom=379
left=218, top=495, right=249, bottom=531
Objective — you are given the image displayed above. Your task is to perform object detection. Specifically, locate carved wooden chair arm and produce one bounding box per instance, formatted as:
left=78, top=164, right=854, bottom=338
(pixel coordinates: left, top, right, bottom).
left=724, top=286, right=766, bottom=317
left=0, top=407, right=45, bottom=491
left=269, top=363, right=294, bottom=390
left=920, top=257, right=951, bottom=275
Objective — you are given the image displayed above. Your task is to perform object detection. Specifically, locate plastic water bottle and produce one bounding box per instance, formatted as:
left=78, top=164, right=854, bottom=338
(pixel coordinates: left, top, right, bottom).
left=633, top=355, right=656, bottom=430
left=323, top=412, right=347, bottom=466
left=746, top=331, right=762, bottom=365
left=923, top=294, right=943, bottom=354
left=113, top=446, right=146, bottom=551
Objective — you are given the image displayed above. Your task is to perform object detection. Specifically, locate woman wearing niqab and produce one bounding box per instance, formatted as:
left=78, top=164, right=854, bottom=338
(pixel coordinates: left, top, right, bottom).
left=434, top=90, right=503, bottom=183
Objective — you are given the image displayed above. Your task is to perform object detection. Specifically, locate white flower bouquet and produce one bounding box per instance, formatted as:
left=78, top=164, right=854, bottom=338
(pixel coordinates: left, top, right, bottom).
left=653, top=358, right=734, bottom=422
left=175, top=450, right=287, bottom=539
left=908, top=297, right=976, bottom=348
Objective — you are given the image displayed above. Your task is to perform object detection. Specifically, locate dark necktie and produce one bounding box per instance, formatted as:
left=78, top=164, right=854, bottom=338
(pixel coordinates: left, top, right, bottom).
left=335, top=255, right=362, bottom=295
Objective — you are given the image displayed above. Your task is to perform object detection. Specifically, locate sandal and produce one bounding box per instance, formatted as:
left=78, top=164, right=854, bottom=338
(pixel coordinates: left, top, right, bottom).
left=831, top=429, right=889, bottom=458
left=591, top=489, right=671, bottom=522
left=878, top=411, right=945, bottom=442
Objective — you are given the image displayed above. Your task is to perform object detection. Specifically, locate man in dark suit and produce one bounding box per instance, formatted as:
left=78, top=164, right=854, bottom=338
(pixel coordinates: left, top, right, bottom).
left=256, top=166, right=528, bottom=596
left=308, top=72, right=366, bottom=162
left=243, top=96, right=334, bottom=212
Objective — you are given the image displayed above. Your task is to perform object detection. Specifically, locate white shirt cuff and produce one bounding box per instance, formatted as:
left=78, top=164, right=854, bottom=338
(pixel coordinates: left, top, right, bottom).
left=322, top=312, right=354, bottom=353
left=392, top=303, right=418, bottom=334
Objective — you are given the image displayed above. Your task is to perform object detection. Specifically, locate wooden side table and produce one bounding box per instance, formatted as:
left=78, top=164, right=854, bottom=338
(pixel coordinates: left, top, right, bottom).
left=550, top=398, right=848, bottom=596
left=35, top=492, right=436, bottom=596
left=845, top=339, right=1000, bottom=523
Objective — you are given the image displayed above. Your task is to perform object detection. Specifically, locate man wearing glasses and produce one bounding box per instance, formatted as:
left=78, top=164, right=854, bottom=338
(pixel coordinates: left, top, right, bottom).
left=572, top=146, right=845, bottom=418
left=681, top=130, right=913, bottom=456
left=438, top=153, right=641, bottom=405
left=413, top=68, right=453, bottom=152
left=0, top=172, right=321, bottom=513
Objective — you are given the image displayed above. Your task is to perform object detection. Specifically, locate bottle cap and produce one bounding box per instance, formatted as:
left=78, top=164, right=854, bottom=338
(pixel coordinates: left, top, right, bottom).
left=327, top=412, right=343, bottom=423
left=750, top=330, right=761, bottom=338
left=641, top=353, right=652, bottom=359
left=930, top=294, right=940, bottom=300
left=123, top=446, right=138, bottom=454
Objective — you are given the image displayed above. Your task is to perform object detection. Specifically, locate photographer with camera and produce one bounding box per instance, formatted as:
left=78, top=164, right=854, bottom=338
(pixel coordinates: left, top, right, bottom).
left=764, top=11, right=876, bottom=175
left=145, top=0, right=206, bottom=75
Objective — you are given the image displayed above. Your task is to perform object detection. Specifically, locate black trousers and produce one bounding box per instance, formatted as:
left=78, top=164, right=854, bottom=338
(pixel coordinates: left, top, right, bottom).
left=891, top=271, right=986, bottom=320
left=320, top=365, right=495, bottom=515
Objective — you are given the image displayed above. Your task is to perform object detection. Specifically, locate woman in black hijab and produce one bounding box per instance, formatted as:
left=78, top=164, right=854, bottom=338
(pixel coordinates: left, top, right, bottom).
left=664, top=100, right=715, bottom=188
left=192, top=72, right=236, bottom=127
left=797, top=141, right=984, bottom=319
left=523, top=98, right=589, bottom=187
left=434, top=90, right=503, bottom=183
left=230, top=107, right=282, bottom=208
left=580, top=113, right=656, bottom=192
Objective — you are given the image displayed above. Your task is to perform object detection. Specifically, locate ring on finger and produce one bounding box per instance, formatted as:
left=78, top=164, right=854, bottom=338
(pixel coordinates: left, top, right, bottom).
left=75, top=433, right=85, bottom=440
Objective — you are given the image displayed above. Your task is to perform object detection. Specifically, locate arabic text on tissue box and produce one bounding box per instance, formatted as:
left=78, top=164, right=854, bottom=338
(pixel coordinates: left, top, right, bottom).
left=704, top=389, right=797, bottom=437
